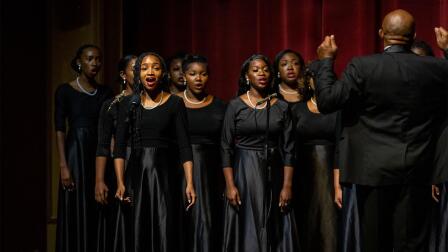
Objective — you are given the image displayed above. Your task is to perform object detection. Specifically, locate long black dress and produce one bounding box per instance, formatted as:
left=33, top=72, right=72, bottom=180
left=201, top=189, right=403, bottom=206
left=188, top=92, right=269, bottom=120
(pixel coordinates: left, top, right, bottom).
left=184, top=97, right=226, bottom=252
left=291, top=101, right=339, bottom=252
left=54, top=83, right=111, bottom=252
left=221, top=97, right=299, bottom=252
left=114, top=94, right=193, bottom=252
left=95, top=94, right=133, bottom=252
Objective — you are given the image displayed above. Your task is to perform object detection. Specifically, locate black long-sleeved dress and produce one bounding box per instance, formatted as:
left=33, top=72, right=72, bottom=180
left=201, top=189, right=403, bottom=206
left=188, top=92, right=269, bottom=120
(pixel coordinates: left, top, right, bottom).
left=54, top=83, right=111, bottom=252
left=95, top=94, right=133, bottom=252
left=221, top=97, right=299, bottom=252
left=114, top=94, right=193, bottom=252
left=291, top=101, right=339, bottom=252
left=183, top=97, right=226, bottom=252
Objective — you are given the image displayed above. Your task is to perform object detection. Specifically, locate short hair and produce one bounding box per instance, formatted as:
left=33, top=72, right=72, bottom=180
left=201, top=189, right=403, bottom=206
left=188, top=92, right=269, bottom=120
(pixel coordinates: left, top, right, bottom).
left=181, top=54, right=208, bottom=73
left=166, top=52, right=188, bottom=69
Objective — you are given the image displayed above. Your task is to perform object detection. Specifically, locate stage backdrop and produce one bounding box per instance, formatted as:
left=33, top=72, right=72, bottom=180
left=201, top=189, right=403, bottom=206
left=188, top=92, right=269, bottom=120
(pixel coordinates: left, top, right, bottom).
left=122, top=0, right=448, bottom=101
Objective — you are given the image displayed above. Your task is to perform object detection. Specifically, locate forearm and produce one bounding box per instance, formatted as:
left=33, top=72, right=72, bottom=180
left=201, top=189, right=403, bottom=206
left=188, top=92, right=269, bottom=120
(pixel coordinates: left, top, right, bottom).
left=283, top=166, right=293, bottom=188
left=114, top=158, right=125, bottom=186
left=95, top=156, right=107, bottom=183
left=182, top=161, right=194, bottom=185
left=223, top=167, right=235, bottom=187
left=333, top=168, right=341, bottom=189
left=56, top=131, right=68, bottom=167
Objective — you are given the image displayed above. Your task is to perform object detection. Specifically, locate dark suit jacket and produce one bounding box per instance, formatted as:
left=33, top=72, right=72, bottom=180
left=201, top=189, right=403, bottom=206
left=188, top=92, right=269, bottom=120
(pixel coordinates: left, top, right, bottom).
left=313, top=45, right=448, bottom=186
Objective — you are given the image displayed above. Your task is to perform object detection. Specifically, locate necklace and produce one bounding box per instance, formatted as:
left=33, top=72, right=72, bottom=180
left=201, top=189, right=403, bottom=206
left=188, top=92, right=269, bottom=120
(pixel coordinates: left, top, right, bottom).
left=183, top=90, right=206, bottom=104
left=76, top=77, right=97, bottom=96
left=279, top=84, right=298, bottom=95
left=246, top=91, right=267, bottom=109
left=142, top=91, right=164, bottom=110
left=310, top=97, right=317, bottom=105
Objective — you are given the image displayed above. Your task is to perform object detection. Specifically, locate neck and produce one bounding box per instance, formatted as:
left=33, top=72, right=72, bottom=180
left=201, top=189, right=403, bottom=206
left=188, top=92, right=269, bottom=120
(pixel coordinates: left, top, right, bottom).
left=124, top=85, right=133, bottom=96
left=78, top=74, right=96, bottom=87
left=144, top=88, right=162, bottom=101
left=170, top=83, right=184, bottom=94
left=280, top=81, right=298, bottom=91
left=249, top=87, right=266, bottom=99
left=186, top=89, right=206, bottom=102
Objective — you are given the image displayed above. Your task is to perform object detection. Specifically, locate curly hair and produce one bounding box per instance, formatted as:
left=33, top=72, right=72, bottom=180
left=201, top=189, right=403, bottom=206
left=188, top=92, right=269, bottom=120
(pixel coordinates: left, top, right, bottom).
left=70, top=44, right=101, bottom=74
left=237, top=54, right=274, bottom=96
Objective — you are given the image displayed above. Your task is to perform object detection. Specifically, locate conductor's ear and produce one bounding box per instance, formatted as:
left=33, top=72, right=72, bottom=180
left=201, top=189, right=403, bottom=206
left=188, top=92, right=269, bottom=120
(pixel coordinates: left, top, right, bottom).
left=379, top=29, right=384, bottom=39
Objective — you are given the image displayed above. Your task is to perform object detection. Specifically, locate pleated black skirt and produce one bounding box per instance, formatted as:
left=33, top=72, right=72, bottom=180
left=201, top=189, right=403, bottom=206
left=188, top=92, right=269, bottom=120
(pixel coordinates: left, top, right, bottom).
left=222, top=147, right=299, bottom=252
left=56, top=127, right=98, bottom=252
left=184, top=144, right=225, bottom=252
left=125, top=147, right=177, bottom=252
left=294, top=144, right=337, bottom=252
left=96, top=157, right=119, bottom=252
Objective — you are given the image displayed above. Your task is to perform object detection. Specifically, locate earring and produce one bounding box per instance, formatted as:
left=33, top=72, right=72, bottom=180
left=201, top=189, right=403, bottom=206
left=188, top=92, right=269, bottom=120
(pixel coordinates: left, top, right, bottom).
left=246, top=78, right=249, bottom=85
left=277, top=72, right=280, bottom=78
left=123, top=78, right=127, bottom=86
left=78, top=64, right=81, bottom=72
left=183, top=79, right=187, bottom=86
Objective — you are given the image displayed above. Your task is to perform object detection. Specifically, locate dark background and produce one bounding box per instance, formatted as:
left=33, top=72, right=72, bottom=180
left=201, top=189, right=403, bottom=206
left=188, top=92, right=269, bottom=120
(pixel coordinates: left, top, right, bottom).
left=1, top=0, right=447, bottom=251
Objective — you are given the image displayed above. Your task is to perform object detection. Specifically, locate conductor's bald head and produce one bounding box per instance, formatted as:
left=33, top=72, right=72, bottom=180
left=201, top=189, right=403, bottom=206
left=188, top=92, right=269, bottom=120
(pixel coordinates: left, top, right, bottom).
left=379, top=9, right=416, bottom=46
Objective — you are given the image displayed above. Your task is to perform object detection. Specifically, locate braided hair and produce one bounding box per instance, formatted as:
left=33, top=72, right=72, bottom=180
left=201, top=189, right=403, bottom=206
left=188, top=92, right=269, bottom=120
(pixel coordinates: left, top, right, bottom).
left=237, top=54, right=274, bottom=96
left=70, top=44, right=101, bottom=74
left=273, top=49, right=305, bottom=97
left=107, top=55, right=137, bottom=111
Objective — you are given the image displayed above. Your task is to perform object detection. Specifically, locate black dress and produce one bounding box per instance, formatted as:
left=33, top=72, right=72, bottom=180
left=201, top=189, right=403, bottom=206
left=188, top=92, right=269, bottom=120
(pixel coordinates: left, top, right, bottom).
left=184, top=97, right=226, bottom=252
left=114, top=94, right=193, bottom=252
left=221, top=97, right=299, bottom=252
left=95, top=95, right=132, bottom=252
left=54, top=83, right=111, bottom=252
left=291, top=101, right=339, bottom=252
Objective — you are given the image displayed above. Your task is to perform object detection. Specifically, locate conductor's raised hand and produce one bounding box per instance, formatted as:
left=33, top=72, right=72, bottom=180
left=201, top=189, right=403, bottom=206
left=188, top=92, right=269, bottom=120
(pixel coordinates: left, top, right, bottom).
left=435, top=27, right=448, bottom=50
left=317, top=35, right=338, bottom=60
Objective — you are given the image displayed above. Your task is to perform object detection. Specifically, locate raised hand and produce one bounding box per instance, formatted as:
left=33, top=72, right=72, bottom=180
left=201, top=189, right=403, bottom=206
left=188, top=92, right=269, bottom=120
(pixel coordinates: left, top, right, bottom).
left=435, top=27, right=448, bottom=50
left=317, top=35, right=338, bottom=60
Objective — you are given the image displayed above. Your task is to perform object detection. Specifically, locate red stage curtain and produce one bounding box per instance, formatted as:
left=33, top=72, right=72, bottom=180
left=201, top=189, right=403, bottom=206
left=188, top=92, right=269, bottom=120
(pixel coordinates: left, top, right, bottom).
left=123, top=0, right=448, bottom=100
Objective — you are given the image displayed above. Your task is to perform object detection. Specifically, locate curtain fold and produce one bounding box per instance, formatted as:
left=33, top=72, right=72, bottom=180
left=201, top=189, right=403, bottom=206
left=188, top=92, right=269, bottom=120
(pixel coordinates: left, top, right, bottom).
left=124, top=0, right=448, bottom=100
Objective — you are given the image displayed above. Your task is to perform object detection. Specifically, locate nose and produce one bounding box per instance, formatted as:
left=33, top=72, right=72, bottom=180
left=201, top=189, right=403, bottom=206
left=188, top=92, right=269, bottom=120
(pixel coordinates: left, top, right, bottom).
left=195, top=75, right=202, bottom=81
left=287, top=62, right=293, bottom=70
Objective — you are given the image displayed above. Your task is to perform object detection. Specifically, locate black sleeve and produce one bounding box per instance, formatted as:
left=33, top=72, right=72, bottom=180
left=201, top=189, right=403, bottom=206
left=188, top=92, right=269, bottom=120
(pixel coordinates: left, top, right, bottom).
left=54, top=85, right=67, bottom=132
left=221, top=101, right=236, bottom=168
left=443, top=49, right=448, bottom=59
left=96, top=100, right=114, bottom=157
left=175, top=98, right=193, bottom=163
left=114, top=98, right=131, bottom=159
left=281, top=105, right=295, bottom=166
left=313, top=58, right=363, bottom=114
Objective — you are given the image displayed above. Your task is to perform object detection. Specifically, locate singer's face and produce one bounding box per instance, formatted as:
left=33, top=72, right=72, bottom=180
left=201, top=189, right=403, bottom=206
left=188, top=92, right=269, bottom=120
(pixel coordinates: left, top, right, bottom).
left=278, top=52, right=301, bottom=84
left=169, top=59, right=185, bottom=87
left=246, top=59, right=270, bottom=90
left=123, top=58, right=136, bottom=86
left=185, top=62, right=208, bottom=95
left=140, top=55, right=163, bottom=92
left=78, top=47, right=102, bottom=79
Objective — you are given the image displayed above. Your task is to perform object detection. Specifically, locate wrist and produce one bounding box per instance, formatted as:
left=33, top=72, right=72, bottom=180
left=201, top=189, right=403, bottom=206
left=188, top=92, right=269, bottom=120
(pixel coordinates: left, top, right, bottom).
left=282, top=183, right=292, bottom=189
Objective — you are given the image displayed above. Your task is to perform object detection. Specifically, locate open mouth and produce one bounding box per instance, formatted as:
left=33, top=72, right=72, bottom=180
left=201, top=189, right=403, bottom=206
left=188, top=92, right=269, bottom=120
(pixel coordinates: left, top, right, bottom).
left=145, top=77, right=157, bottom=85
